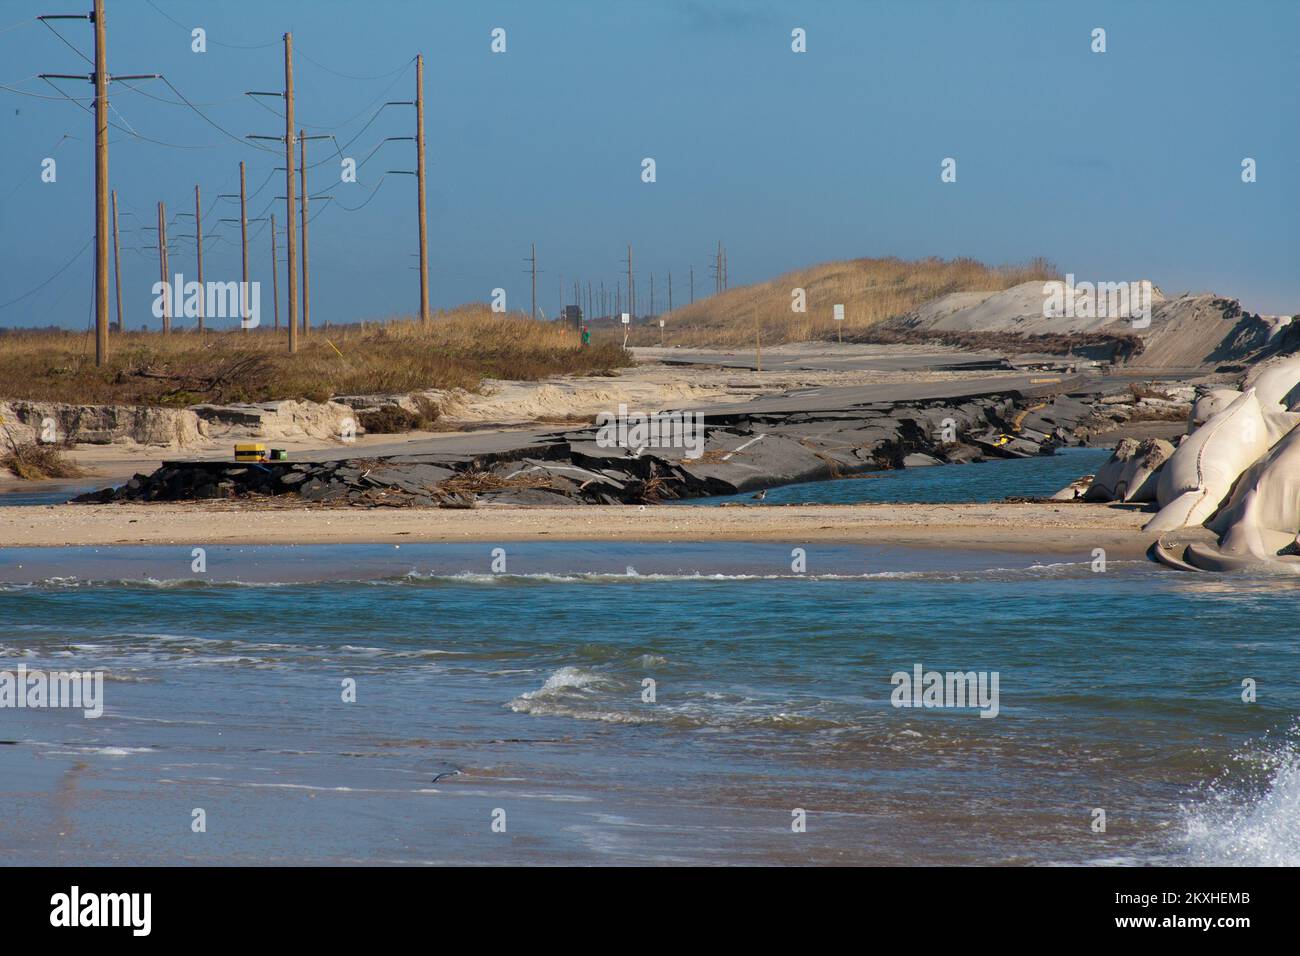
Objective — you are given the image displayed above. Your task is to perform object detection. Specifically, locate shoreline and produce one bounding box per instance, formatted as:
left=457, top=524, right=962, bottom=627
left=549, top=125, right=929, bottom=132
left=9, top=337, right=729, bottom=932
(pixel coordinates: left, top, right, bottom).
left=0, top=501, right=1155, bottom=555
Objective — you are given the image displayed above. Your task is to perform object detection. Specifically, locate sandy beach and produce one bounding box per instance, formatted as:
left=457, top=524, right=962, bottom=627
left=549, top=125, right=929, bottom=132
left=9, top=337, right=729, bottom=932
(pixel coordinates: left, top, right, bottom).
left=0, top=500, right=1155, bottom=554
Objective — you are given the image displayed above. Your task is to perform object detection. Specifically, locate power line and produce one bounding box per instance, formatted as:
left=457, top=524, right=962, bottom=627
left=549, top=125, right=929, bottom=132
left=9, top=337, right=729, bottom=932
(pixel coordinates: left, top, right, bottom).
left=0, top=16, right=37, bottom=35
left=0, top=236, right=92, bottom=310
left=141, top=0, right=279, bottom=50
left=39, top=17, right=93, bottom=67
left=161, top=76, right=279, bottom=153
left=294, top=45, right=413, bottom=81
left=40, top=77, right=221, bottom=150
left=0, top=77, right=89, bottom=100
left=113, top=75, right=248, bottom=108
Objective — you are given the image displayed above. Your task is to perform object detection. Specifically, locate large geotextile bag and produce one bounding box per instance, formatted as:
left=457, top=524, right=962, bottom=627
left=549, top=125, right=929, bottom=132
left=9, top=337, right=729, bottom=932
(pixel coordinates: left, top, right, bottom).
left=1201, top=421, right=1300, bottom=562
left=1245, top=354, right=1300, bottom=410
left=1084, top=438, right=1172, bottom=502
left=1188, top=389, right=1241, bottom=431
left=1146, top=388, right=1271, bottom=533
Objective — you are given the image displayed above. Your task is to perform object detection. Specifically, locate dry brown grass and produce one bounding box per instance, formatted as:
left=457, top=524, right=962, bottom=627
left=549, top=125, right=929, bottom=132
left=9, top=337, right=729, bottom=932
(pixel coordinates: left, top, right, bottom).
left=1, top=436, right=88, bottom=480
left=623, top=256, right=1059, bottom=348
left=0, top=305, right=631, bottom=406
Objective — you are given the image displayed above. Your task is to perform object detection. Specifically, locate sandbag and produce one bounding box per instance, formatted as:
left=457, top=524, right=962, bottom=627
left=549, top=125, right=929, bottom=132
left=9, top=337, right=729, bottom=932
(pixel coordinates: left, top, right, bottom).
left=1202, top=421, right=1300, bottom=561
left=1188, top=389, right=1241, bottom=431
left=1244, top=354, right=1300, bottom=410
left=1146, top=389, right=1270, bottom=533
left=1083, top=438, right=1173, bottom=502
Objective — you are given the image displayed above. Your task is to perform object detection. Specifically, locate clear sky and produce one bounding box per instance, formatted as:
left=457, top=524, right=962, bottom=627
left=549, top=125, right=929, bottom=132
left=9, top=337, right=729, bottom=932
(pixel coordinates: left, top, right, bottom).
left=1, top=0, right=1297, bottom=330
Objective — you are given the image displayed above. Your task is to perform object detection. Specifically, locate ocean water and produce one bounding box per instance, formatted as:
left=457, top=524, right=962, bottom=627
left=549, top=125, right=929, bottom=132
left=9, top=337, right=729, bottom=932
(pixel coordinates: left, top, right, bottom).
left=1, top=539, right=1296, bottom=866
left=0, top=481, right=103, bottom=508
left=687, top=446, right=1111, bottom=505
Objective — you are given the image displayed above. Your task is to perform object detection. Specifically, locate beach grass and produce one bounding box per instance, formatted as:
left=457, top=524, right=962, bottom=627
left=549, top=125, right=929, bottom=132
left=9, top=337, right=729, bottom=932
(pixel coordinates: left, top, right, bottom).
left=0, top=305, right=631, bottom=406
left=623, top=255, right=1059, bottom=347
left=1, top=437, right=88, bottom=480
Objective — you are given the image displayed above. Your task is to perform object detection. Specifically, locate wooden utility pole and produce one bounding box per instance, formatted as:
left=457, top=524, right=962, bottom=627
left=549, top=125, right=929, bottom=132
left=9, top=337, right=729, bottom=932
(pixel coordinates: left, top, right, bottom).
left=716, top=240, right=722, bottom=294
left=110, top=189, right=122, bottom=333
left=299, top=129, right=310, bottom=335
left=415, top=54, right=430, bottom=323
left=649, top=274, right=655, bottom=318
left=270, top=213, right=280, bottom=331
left=93, top=0, right=108, bottom=361
left=283, top=32, right=298, bottom=353
left=239, top=161, right=249, bottom=329
left=157, top=201, right=170, bottom=333
left=194, top=184, right=204, bottom=332
left=667, top=271, right=673, bottom=313
left=41, top=2, right=154, bottom=356
left=527, top=241, right=536, bottom=320
left=625, top=243, right=633, bottom=319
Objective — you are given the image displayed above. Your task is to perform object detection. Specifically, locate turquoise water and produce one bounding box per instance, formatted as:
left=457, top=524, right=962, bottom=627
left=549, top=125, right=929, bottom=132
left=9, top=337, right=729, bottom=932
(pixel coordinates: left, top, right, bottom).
left=687, top=447, right=1111, bottom=505
left=1, top=540, right=1296, bottom=866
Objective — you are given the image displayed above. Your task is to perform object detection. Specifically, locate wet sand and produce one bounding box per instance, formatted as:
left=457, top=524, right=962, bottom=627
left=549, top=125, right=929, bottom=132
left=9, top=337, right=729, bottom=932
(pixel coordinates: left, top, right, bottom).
left=0, top=500, right=1154, bottom=555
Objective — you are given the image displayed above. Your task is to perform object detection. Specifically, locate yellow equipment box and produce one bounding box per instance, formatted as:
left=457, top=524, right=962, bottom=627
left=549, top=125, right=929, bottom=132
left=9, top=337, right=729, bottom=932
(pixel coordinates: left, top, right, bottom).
left=234, top=443, right=268, bottom=462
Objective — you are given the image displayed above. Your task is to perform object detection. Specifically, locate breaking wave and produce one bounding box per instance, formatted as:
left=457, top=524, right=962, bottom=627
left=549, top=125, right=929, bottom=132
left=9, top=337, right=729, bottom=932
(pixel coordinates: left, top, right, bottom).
left=0, top=560, right=1145, bottom=591
left=1179, top=738, right=1300, bottom=866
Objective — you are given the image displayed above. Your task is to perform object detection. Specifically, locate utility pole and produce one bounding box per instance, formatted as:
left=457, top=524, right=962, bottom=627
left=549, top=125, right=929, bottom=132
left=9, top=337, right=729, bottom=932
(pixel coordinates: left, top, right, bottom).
left=245, top=40, right=298, bottom=346
left=723, top=244, right=728, bottom=290
left=110, top=188, right=122, bottom=333
left=649, top=273, right=655, bottom=318
left=93, top=0, right=107, bottom=358
left=416, top=54, right=430, bottom=324
left=299, top=131, right=309, bottom=335
left=690, top=266, right=694, bottom=304
left=573, top=279, right=580, bottom=331
left=270, top=213, right=280, bottom=331
left=194, top=184, right=204, bottom=332
left=40, top=2, right=159, bottom=359
left=283, top=33, right=298, bottom=352
left=239, top=161, right=249, bottom=329
left=625, top=243, right=633, bottom=320
left=716, top=241, right=722, bottom=295
left=526, top=242, right=537, bottom=321
left=157, top=200, right=170, bottom=333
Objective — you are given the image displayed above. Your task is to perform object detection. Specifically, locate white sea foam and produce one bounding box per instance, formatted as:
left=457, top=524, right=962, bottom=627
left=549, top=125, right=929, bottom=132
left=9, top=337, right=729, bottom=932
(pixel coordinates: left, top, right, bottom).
left=1180, top=745, right=1300, bottom=866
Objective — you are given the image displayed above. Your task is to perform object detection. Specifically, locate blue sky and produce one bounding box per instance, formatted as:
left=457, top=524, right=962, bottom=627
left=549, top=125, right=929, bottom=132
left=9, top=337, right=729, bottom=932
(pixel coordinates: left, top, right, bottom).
left=1, top=0, right=1297, bottom=330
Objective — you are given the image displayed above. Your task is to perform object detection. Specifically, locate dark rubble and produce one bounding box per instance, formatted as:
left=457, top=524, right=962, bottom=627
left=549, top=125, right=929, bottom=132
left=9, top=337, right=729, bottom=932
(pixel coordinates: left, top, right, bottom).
left=74, top=387, right=1103, bottom=508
